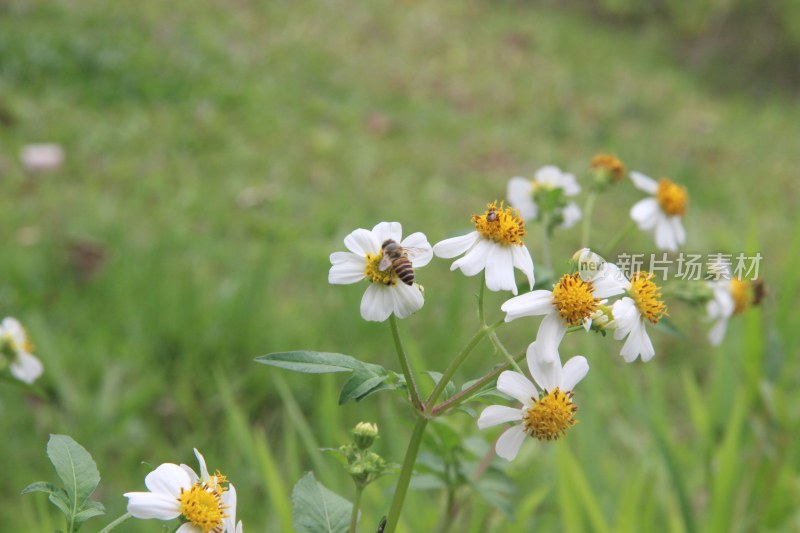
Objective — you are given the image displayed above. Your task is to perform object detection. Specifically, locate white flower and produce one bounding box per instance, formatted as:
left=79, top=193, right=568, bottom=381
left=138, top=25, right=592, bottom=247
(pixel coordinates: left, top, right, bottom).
left=0, top=317, right=43, bottom=384
left=705, top=267, right=751, bottom=346
left=507, top=165, right=582, bottom=228
left=124, top=448, right=239, bottom=533
left=329, top=222, right=432, bottom=322
left=477, top=342, right=588, bottom=461
left=433, top=202, right=534, bottom=295
left=629, top=171, right=687, bottom=252
left=501, top=250, right=626, bottom=363
left=610, top=271, right=667, bottom=362
left=20, top=143, right=64, bottom=173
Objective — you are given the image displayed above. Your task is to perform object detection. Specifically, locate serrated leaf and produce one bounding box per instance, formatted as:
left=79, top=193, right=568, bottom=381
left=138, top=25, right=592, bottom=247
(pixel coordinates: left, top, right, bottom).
left=256, top=351, right=367, bottom=373
left=292, top=472, right=352, bottom=533
left=46, top=435, right=100, bottom=518
left=426, top=372, right=456, bottom=400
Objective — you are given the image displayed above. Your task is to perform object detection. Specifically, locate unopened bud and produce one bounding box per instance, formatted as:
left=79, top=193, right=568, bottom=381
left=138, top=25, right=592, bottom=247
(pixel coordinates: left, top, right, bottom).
left=352, top=422, right=379, bottom=450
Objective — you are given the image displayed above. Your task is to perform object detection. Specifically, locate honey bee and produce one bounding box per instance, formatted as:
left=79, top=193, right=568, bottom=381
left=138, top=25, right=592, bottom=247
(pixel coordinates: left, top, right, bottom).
left=379, top=239, right=416, bottom=285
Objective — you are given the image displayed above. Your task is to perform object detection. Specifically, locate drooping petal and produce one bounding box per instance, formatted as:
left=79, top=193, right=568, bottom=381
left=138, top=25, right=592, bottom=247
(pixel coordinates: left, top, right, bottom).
left=511, top=245, right=535, bottom=291
left=630, top=198, right=660, bottom=231
left=630, top=171, right=659, bottom=194
left=527, top=341, right=561, bottom=392
left=496, top=370, right=538, bottom=405
left=534, top=313, right=567, bottom=364
left=222, top=483, right=238, bottom=533
left=144, top=463, right=192, bottom=498
left=495, top=425, right=528, bottom=461
left=433, top=231, right=479, bottom=259
left=450, top=238, right=491, bottom=276
left=477, top=405, right=524, bottom=429
left=670, top=216, right=686, bottom=247
left=328, top=252, right=366, bottom=284
left=360, top=284, right=393, bottom=322
left=507, top=177, right=537, bottom=220
left=611, top=298, right=638, bottom=340
left=390, top=283, right=424, bottom=319
left=501, top=290, right=554, bottom=322
left=344, top=228, right=379, bottom=256
left=401, top=232, right=433, bottom=267
left=124, top=491, right=183, bottom=520
left=708, top=317, right=729, bottom=346
left=10, top=352, right=43, bottom=384
left=560, top=356, right=589, bottom=390
left=372, top=222, right=403, bottom=245
left=654, top=215, right=678, bottom=252
left=484, top=244, right=517, bottom=293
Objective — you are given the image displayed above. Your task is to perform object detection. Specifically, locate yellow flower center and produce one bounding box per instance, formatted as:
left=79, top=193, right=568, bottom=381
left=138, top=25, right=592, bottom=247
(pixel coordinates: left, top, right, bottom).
left=730, top=279, right=750, bottom=314
left=522, top=387, right=577, bottom=441
left=177, top=479, right=229, bottom=533
left=591, top=153, right=626, bottom=181
left=629, top=271, right=667, bottom=324
left=364, top=252, right=397, bottom=286
left=551, top=273, right=599, bottom=326
left=656, top=178, right=688, bottom=216
left=471, top=201, right=526, bottom=246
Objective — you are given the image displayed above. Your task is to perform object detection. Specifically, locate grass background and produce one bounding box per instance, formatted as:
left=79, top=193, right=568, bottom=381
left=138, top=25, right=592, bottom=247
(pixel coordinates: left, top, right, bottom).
left=1, top=0, right=799, bottom=531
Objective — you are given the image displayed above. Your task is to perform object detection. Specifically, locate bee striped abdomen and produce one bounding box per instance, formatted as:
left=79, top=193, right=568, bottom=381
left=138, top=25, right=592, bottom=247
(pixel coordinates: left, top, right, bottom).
left=392, top=257, right=415, bottom=285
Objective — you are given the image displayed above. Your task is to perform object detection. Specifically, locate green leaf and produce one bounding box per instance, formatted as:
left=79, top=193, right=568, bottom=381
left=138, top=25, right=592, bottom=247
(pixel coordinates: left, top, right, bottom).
left=426, top=372, right=456, bottom=400
left=46, top=434, right=101, bottom=526
left=338, top=367, right=390, bottom=404
left=292, top=472, right=353, bottom=533
left=255, top=351, right=367, bottom=374
left=21, top=481, right=62, bottom=496
left=73, top=501, right=106, bottom=529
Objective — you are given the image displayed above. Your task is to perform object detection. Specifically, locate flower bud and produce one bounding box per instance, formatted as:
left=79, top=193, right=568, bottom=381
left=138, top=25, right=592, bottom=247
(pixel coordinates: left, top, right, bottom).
left=352, top=422, right=379, bottom=450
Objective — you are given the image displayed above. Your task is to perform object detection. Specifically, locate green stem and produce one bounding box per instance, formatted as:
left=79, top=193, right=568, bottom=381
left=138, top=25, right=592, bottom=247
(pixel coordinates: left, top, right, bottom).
left=350, top=485, right=364, bottom=533
left=383, top=416, right=429, bottom=533
left=97, top=513, right=132, bottom=533
left=389, top=315, right=423, bottom=411
left=581, top=192, right=598, bottom=249
left=489, top=331, right=522, bottom=373
left=601, top=219, right=636, bottom=257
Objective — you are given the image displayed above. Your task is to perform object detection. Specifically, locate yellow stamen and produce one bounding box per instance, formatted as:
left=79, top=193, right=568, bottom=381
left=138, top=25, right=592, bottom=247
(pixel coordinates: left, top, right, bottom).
left=471, top=201, right=526, bottom=246
left=629, top=271, right=667, bottom=324
left=591, top=153, right=626, bottom=181
left=656, top=178, right=688, bottom=216
left=551, top=273, right=599, bottom=326
left=523, top=387, right=577, bottom=441
left=730, top=279, right=750, bottom=314
left=177, top=480, right=229, bottom=533
left=364, top=252, right=397, bottom=286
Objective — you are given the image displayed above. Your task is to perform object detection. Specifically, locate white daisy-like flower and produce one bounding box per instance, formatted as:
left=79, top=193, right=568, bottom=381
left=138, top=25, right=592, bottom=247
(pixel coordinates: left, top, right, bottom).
left=610, top=271, right=667, bottom=362
left=477, top=341, right=588, bottom=461
left=124, top=448, right=239, bottom=533
left=433, top=201, right=534, bottom=295
left=329, top=221, right=433, bottom=322
left=706, top=274, right=752, bottom=346
left=501, top=249, right=626, bottom=363
left=507, top=165, right=582, bottom=228
left=629, top=171, right=688, bottom=252
left=0, top=317, right=43, bottom=384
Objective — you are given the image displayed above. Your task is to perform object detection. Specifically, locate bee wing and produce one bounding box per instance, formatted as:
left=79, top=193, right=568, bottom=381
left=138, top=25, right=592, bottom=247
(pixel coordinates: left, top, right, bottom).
left=378, top=255, right=393, bottom=271
left=401, top=246, right=432, bottom=266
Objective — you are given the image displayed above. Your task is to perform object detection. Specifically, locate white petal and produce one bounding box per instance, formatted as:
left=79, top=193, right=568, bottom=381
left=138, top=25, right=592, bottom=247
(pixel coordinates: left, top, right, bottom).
left=654, top=215, right=678, bottom=252
left=501, top=290, right=554, bottom=322
left=450, top=238, right=491, bottom=276
left=372, top=221, right=402, bottom=244
left=193, top=449, right=210, bottom=481
left=144, top=463, right=192, bottom=497
left=484, top=244, right=517, bottom=294
left=390, top=283, right=424, bottom=319
left=401, top=232, right=433, bottom=267
left=611, top=298, right=638, bottom=339
left=2, top=317, right=26, bottom=347
left=328, top=252, right=366, bottom=284
left=630, top=198, right=660, bottom=231
left=534, top=313, right=567, bottom=364
left=344, top=228, right=379, bottom=256
left=559, top=172, right=581, bottom=196
left=670, top=216, right=686, bottom=247
left=10, top=351, right=43, bottom=384
left=176, top=524, right=202, bottom=533
left=124, top=491, right=182, bottom=520
left=222, top=483, right=238, bottom=532
left=496, top=370, right=538, bottom=405
left=495, top=425, right=528, bottom=461
left=591, top=263, right=628, bottom=298
left=560, top=202, right=582, bottom=228
left=560, top=356, right=589, bottom=390
left=360, top=284, right=393, bottom=322
left=511, top=245, right=535, bottom=290
left=477, top=405, right=524, bottom=429
left=630, top=171, right=659, bottom=194
left=433, top=231, right=478, bottom=259
left=619, top=319, right=655, bottom=362
left=708, top=317, right=728, bottom=346
left=507, top=177, right=537, bottom=220
left=527, top=341, right=561, bottom=392
left=534, top=165, right=562, bottom=187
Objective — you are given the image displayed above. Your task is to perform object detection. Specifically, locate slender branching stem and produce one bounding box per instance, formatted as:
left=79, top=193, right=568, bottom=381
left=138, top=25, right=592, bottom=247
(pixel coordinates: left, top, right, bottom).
left=97, top=513, right=132, bottom=533
left=389, top=315, right=423, bottom=411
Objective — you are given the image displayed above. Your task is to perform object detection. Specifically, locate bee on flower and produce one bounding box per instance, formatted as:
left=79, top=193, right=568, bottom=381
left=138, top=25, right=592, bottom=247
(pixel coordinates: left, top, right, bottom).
left=506, top=165, right=582, bottom=229
left=0, top=317, right=43, bottom=384
left=629, top=171, right=688, bottom=252
left=433, top=201, right=534, bottom=295
left=477, top=341, right=588, bottom=461
left=329, top=222, right=433, bottom=322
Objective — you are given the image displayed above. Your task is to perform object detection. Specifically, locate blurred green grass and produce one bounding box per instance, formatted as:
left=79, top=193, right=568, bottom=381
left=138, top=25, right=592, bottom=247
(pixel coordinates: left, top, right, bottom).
left=1, top=0, right=798, bottom=531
